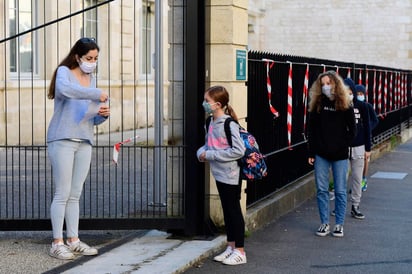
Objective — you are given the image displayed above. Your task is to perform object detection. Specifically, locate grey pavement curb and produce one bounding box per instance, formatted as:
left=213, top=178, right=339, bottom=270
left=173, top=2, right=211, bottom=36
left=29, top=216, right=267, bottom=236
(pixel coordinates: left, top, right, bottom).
left=60, top=230, right=226, bottom=274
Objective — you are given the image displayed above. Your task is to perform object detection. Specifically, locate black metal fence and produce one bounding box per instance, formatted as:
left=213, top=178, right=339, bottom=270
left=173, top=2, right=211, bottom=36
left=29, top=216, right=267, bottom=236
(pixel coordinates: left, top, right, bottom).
left=246, top=51, right=412, bottom=206
left=0, top=1, right=190, bottom=232
left=2, top=1, right=412, bottom=234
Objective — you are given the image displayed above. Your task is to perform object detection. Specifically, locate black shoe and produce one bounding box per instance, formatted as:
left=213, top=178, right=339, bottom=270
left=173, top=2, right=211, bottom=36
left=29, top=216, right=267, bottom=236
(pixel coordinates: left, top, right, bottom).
left=332, top=224, right=344, bottom=237
left=351, top=205, right=365, bottom=219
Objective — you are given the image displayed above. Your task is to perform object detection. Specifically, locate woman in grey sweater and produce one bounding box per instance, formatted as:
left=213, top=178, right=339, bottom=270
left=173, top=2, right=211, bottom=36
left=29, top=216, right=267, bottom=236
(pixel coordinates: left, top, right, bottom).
left=47, top=38, right=109, bottom=260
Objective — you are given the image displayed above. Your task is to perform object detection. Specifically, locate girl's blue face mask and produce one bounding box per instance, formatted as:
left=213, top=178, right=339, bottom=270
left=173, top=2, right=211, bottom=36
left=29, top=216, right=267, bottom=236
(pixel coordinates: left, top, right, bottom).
left=202, top=101, right=217, bottom=115
left=357, top=95, right=365, bottom=102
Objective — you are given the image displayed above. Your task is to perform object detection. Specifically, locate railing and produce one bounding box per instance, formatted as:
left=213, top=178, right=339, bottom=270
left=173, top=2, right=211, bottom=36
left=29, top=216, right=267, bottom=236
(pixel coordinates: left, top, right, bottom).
left=0, top=1, right=189, bottom=231
left=246, top=51, right=412, bottom=206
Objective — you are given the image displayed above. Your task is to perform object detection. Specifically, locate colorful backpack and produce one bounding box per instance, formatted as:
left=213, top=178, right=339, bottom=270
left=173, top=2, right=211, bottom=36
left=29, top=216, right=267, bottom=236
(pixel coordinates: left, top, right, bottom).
left=206, top=116, right=268, bottom=181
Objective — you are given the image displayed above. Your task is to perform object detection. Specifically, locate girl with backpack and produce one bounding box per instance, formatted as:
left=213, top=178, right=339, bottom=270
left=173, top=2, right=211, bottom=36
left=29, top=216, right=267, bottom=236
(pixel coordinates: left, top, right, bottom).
left=197, top=85, right=247, bottom=265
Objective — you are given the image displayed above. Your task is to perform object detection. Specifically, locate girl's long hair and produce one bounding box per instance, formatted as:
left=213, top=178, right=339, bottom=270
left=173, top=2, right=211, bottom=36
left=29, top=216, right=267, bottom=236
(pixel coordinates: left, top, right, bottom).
left=308, top=70, right=351, bottom=113
left=47, top=38, right=99, bottom=99
left=205, top=85, right=239, bottom=122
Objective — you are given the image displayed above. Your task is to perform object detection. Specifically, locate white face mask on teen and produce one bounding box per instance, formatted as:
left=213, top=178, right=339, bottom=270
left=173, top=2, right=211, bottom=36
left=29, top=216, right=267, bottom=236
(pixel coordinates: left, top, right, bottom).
left=79, top=59, right=97, bottom=74
left=322, top=85, right=334, bottom=99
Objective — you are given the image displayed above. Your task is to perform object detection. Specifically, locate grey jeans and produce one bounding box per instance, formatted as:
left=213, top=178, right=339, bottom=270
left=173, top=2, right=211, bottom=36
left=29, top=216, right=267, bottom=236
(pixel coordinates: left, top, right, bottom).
left=348, top=145, right=365, bottom=207
left=48, top=139, right=92, bottom=239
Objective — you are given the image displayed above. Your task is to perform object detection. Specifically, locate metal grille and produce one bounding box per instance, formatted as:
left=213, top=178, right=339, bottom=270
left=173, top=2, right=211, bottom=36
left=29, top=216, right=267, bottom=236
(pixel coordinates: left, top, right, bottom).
left=0, top=0, right=187, bottom=230
left=246, top=51, right=412, bottom=206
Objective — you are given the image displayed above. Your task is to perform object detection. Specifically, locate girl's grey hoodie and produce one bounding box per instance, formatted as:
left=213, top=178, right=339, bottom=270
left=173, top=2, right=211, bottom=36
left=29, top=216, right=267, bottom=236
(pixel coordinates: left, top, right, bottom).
left=197, top=114, right=246, bottom=185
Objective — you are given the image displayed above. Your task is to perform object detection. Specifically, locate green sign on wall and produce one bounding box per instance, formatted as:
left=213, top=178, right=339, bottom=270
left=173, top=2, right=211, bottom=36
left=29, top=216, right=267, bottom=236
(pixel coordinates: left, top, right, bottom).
left=236, top=49, right=247, bottom=81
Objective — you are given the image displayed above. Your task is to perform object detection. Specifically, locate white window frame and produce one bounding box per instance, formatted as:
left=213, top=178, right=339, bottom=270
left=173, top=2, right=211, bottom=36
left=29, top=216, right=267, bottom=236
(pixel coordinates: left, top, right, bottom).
left=140, top=1, right=155, bottom=79
left=84, top=0, right=98, bottom=38
left=9, top=0, right=38, bottom=78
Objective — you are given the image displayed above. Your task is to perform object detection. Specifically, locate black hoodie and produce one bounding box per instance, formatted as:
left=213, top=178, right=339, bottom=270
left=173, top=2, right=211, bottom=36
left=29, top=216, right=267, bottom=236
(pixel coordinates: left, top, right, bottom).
left=307, top=96, right=356, bottom=161
left=344, top=78, right=372, bottom=151
left=350, top=93, right=371, bottom=151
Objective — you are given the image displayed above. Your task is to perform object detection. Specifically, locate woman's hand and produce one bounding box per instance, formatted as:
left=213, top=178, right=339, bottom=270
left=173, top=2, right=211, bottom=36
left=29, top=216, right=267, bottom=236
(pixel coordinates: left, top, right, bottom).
left=308, top=157, right=315, bottom=165
left=98, top=105, right=110, bottom=117
left=100, top=92, right=109, bottom=102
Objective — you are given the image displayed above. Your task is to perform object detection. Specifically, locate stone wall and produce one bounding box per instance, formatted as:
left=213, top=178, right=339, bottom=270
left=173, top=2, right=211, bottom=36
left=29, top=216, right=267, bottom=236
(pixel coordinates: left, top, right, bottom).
left=248, top=0, right=412, bottom=70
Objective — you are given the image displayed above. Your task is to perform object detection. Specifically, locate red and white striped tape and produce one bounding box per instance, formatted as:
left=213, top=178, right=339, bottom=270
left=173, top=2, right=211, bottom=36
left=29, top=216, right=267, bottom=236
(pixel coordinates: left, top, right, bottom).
left=263, top=59, right=279, bottom=118
left=112, top=135, right=139, bottom=165
left=402, top=73, right=406, bottom=107
left=372, top=70, right=377, bottom=110
left=389, top=72, right=393, bottom=111
left=302, top=64, right=309, bottom=132
left=377, top=71, right=382, bottom=115
left=365, top=69, right=369, bottom=98
left=358, top=69, right=362, bottom=84
left=383, top=71, right=387, bottom=115
left=287, top=62, right=293, bottom=149
left=396, top=72, right=400, bottom=109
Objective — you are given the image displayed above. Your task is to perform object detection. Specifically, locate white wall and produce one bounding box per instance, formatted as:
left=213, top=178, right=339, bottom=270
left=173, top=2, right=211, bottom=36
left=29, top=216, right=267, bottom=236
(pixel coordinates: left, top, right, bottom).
left=248, top=0, right=412, bottom=69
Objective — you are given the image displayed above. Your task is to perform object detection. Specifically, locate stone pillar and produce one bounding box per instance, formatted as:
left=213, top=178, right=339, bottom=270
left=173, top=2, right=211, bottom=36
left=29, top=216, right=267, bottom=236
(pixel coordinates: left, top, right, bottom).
left=206, top=0, right=248, bottom=227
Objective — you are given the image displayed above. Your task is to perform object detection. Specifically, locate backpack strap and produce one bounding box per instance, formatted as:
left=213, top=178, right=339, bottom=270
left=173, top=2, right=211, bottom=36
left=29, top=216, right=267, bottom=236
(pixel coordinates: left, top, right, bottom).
left=224, top=117, right=236, bottom=148
left=205, top=116, right=212, bottom=133
left=206, top=116, right=235, bottom=147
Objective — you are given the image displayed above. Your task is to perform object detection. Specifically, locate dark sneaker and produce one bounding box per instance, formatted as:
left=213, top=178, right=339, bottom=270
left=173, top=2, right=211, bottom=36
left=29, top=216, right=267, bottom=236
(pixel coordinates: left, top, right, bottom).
left=332, top=224, right=344, bottom=237
left=316, top=224, right=330, bottom=237
left=331, top=210, right=335, bottom=216
left=351, top=205, right=365, bottom=219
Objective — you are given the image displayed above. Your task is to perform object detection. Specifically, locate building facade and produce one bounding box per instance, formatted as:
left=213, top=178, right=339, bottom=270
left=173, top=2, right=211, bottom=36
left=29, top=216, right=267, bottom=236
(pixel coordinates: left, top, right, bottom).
left=248, top=0, right=412, bottom=69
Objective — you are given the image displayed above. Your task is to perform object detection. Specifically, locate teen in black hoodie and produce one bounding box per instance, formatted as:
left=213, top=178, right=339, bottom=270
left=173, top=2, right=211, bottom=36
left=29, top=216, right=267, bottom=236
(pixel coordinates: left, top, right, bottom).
left=307, top=71, right=356, bottom=238
left=344, top=78, right=371, bottom=220
left=356, top=84, right=379, bottom=191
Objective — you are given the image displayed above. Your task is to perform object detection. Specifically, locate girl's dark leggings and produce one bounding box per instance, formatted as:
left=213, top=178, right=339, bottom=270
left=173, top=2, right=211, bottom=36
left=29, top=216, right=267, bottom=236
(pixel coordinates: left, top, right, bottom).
left=216, top=180, right=245, bottom=248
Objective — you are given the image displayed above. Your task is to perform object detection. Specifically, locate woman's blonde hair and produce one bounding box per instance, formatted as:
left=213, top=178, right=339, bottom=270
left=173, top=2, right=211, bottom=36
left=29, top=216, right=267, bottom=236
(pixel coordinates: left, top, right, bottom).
left=308, top=70, right=351, bottom=113
left=205, top=85, right=239, bottom=122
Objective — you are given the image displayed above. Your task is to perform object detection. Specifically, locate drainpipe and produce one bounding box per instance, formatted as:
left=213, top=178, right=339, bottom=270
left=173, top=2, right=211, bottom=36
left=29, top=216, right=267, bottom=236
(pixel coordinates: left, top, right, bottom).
left=154, top=0, right=163, bottom=202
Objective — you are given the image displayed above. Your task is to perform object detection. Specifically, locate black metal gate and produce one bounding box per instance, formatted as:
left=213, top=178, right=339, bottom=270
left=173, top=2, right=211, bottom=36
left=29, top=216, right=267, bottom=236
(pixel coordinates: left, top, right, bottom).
left=0, top=0, right=207, bottom=235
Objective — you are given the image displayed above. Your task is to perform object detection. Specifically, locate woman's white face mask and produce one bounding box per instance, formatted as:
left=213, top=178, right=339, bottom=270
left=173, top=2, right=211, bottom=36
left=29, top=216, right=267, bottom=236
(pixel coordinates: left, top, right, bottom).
left=79, top=59, right=97, bottom=74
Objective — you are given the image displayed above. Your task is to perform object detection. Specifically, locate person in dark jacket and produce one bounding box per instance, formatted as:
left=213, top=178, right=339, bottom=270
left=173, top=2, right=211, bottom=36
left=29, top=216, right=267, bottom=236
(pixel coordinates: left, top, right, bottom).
left=307, top=71, right=356, bottom=238
left=344, top=79, right=371, bottom=219
left=355, top=84, right=379, bottom=191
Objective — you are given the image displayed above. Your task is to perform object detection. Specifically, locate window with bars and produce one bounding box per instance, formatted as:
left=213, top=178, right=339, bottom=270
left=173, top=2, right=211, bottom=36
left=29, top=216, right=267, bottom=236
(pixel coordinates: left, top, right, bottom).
left=9, top=0, right=37, bottom=76
left=141, top=1, right=155, bottom=78
left=83, top=0, right=98, bottom=38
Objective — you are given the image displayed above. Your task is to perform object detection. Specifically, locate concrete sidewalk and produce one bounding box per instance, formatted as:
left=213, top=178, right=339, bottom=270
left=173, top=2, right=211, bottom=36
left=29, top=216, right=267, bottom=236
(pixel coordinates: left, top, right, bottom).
left=1, top=136, right=411, bottom=274
left=184, top=138, right=412, bottom=274
left=59, top=230, right=226, bottom=274
left=58, top=138, right=412, bottom=273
